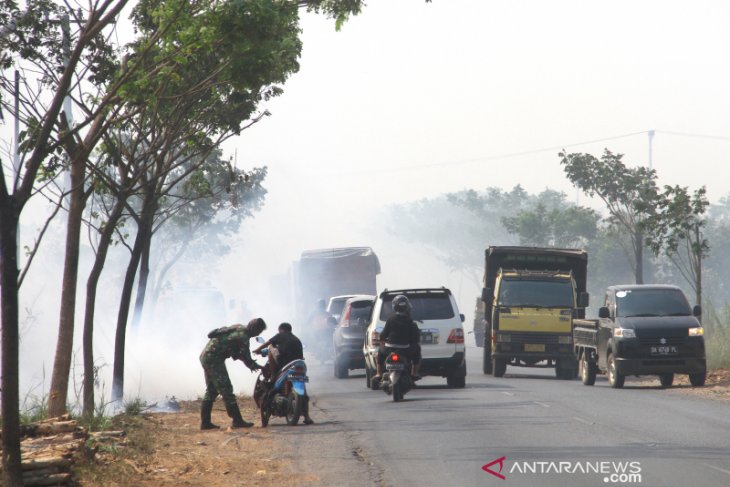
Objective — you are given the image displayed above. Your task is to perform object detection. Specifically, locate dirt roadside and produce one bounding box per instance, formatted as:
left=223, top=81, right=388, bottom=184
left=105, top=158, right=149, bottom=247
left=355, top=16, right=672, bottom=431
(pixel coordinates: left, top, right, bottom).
left=70, top=369, right=730, bottom=486
left=73, top=395, right=375, bottom=487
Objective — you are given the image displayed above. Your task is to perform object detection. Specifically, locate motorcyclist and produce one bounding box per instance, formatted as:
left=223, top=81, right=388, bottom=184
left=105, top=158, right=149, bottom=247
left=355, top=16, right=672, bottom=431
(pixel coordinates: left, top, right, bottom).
left=252, top=322, right=314, bottom=425
left=373, top=295, right=422, bottom=381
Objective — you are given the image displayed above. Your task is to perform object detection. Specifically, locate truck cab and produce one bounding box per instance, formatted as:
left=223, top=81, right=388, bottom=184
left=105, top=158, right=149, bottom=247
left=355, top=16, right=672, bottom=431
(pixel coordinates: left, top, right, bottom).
left=482, top=246, right=589, bottom=379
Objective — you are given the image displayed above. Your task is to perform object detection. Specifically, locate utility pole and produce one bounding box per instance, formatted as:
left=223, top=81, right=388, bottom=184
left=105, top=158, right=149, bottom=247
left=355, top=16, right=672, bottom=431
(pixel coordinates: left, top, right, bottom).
left=648, top=129, right=655, bottom=171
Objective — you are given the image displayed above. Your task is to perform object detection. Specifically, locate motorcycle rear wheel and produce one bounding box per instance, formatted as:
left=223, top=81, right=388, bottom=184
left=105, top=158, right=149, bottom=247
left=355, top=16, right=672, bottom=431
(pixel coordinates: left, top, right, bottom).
left=286, top=391, right=303, bottom=425
left=392, top=381, right=403, bottom=402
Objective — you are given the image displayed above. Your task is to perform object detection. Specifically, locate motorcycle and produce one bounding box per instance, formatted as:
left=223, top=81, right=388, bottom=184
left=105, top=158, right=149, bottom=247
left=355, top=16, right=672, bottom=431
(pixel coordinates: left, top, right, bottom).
left=380, top=347, right=414, bottom=402
left=253, top=347, right=310, bottom=426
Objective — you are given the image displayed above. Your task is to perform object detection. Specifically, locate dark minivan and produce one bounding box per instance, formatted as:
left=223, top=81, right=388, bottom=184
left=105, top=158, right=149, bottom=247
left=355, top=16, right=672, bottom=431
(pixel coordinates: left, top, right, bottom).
left=333, top=295, right=376, bottom=378
left=574, top=284, right=706, bottom=388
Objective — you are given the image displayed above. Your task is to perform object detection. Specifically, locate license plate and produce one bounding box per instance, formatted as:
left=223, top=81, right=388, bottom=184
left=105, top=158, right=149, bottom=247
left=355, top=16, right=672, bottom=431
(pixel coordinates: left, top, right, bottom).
left=421, top=330, right=438, bottom=345
left=651, top=346, right=678, bottom=355
left=524, top=344, right=545, bottom=352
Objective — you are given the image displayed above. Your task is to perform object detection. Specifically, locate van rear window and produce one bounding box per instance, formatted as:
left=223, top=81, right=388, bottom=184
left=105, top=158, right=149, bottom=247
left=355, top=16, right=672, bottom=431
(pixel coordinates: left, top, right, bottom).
left=380, top=294, right=454, bottom=320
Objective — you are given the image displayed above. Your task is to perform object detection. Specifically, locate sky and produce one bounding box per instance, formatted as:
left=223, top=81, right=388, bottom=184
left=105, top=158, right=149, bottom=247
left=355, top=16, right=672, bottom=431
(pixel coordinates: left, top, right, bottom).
left=9, top=0, right=730, bottom=402
left=221, top=0, right=730, bottom=315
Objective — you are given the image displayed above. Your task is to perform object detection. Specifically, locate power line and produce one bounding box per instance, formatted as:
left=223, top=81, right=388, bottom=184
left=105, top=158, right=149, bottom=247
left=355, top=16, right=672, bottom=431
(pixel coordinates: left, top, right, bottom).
left=340, top=129, right=730, bottom=175
left=346, top=130, right=649, bottom=174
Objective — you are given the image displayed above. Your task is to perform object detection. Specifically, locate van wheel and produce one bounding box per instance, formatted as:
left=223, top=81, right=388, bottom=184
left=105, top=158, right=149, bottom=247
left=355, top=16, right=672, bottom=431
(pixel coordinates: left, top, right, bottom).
left=659, top=373, right=674, bottom=388
left=492, top=358, right=507, bottom=377
left=607, top=353, right=625, bottom=389
left=689, top=371, right=706, bottom=387
left=579, top=352, right=596, bottom=386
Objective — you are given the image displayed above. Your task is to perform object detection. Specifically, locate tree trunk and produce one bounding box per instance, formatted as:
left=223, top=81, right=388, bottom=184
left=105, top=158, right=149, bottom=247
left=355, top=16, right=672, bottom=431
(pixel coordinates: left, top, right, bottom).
left=130, top=232, right=152, bottom=331
left=48, top=155, right=87, bottom=418
left=1, top=200, right=24, bottom=486
left=634, top=229, right=644, bottom=284
left=695, top=226, right=702, bottom=308
left=111, top=202, right=155, bottom=402
left=82, top=201, right=125, bottom=417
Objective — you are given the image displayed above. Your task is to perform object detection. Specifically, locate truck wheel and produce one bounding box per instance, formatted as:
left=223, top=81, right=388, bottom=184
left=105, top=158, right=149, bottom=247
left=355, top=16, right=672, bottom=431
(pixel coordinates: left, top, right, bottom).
left=492, top=358, right=507, bottom=378
left=689, top=371, right=706, bottom=387
left=659, top=373, right=674, bottom=388
left=580, top=352, right=596, bottom=386
left=607, top=353, right=625, bottom=389
left=483, top=337, right=493, bottom=374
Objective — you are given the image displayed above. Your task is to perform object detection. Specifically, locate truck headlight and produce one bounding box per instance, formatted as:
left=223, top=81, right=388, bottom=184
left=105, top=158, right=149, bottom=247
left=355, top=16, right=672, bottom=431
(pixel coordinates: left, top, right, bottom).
left=496, top=334, right=511, bottom=342
left=558, top=335, right=572, bottom=344
left=688, top=327, right=704, bottom=336
left=614, top=328, right=636, bottom=338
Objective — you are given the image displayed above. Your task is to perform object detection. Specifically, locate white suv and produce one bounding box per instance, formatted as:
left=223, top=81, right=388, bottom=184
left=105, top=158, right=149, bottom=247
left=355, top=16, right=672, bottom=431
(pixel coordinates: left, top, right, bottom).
left=363, top=287, right=466, bottom=389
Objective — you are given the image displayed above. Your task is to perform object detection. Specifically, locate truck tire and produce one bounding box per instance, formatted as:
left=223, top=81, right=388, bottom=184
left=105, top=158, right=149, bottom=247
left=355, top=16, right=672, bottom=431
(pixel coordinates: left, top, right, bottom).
left=659, top=373, right=674, bottom=388
left=483, top=336, right=493, bottom=374
left=492, top=357, right=507, bottom=378
left=689, top=371, right=706, bottom=387
left=607, top=353, right=625, bottom=389
left=579, top=352, right=596, bottom=386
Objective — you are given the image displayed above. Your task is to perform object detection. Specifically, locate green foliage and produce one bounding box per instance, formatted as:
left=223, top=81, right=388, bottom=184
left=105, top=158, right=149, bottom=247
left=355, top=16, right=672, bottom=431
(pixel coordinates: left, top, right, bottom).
left=703, top=305, right=730, bottom=369
left=123, top=397, right=150, bottom=416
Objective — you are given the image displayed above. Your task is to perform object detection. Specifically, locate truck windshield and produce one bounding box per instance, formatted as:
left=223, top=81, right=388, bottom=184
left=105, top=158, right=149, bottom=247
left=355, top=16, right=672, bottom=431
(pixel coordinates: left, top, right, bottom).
left=498, top=279, right=574, bottom=308
left=615, top=289, right=691, bottom=317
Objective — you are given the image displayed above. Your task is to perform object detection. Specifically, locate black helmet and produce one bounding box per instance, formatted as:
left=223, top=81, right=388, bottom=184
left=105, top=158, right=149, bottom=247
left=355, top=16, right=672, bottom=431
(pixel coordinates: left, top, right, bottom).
left=392, top=295, right=412, bottom=315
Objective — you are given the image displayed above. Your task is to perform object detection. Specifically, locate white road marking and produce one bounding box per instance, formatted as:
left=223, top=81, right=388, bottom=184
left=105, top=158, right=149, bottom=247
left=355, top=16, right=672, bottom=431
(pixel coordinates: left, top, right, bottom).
left=501, top=391, right=515, bottom=396
left=572, top=416, right=594, bottom=425
left=533, top=401, right=551, bottom=408
left=703, top=463, right=730, bottom=476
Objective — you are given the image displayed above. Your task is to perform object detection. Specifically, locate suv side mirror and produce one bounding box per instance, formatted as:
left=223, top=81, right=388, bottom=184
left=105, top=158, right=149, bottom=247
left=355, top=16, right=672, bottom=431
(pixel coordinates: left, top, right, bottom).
left=598, top=306, right=610, bottom=319
left=481, top=287, right=492, bottom=303
left=693, top=304, right=702, bottom=318
left=577, top=292, right=590, bottom=308
left=459, top=313, right=465, bottom=323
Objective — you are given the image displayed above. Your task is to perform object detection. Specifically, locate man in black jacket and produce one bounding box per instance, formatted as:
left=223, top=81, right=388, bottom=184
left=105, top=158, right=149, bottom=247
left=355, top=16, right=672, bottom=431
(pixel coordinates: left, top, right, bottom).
left=373, top=295, right=422, bottom=381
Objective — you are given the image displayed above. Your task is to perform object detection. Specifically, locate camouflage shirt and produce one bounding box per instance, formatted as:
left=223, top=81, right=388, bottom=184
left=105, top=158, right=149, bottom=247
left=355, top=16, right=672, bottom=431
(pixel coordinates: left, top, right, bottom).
left=201, top=325, right=257, bottom=369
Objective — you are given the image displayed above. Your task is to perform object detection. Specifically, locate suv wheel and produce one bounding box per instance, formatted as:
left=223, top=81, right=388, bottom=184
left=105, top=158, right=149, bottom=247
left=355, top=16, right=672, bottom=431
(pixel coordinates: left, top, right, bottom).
left=689, top=371, right=706, bottom=387
left=334, top=356, right=349, bottom=379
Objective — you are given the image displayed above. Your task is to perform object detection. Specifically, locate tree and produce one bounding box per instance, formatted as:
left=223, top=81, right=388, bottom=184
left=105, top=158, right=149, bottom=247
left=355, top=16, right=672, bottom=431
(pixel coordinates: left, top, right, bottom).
left=501, top=192, right=599, bottom=248
left=0, top=1, right=131, bottom=483
left=560, top=149, right=659, bottom=284
left=643, top=185, right=709, bottom=306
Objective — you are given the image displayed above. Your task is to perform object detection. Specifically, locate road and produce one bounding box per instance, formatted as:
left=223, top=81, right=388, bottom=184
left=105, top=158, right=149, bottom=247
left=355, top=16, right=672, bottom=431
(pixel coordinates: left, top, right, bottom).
left=275, top=345, right=730, bottom=487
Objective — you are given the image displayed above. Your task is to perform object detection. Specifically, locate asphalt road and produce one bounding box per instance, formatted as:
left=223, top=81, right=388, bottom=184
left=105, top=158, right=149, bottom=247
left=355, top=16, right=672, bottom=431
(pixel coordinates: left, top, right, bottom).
left=277, top=345, right=730, bottom=487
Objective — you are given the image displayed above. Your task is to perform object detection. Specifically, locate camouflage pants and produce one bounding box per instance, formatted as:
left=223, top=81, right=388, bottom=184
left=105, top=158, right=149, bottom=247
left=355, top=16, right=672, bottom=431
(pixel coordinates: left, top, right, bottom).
left=200, top=353, right=236, bottom=407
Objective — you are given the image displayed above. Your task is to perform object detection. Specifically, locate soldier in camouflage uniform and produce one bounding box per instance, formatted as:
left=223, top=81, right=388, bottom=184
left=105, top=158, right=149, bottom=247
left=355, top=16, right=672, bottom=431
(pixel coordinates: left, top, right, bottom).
left=199, top=318, right=266, bottom=430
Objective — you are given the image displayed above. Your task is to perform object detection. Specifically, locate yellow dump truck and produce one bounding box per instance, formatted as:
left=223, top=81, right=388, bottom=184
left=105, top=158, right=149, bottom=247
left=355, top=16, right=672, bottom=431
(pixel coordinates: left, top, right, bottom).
left=481, top=246, right=589, bottom=379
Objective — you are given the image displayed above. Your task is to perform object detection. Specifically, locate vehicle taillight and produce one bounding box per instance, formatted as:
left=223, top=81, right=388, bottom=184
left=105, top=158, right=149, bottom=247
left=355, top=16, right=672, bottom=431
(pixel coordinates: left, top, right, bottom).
left=447, top=328, right=464, bottom=344
left=341, top=306, right=351, bottom=327
left=371, top=331, right=380, bottom=346
left=391, top=353, right=400, bottom=362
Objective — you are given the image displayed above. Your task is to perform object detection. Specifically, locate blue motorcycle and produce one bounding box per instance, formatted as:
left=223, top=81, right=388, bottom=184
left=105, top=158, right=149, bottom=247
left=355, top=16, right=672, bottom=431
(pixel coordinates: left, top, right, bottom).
left=253, top=348, right=311, bottom=426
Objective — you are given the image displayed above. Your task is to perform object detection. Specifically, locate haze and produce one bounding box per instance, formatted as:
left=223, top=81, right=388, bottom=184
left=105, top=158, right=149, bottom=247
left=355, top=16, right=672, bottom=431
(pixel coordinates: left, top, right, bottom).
left=13, top=0, right=730, bottom=403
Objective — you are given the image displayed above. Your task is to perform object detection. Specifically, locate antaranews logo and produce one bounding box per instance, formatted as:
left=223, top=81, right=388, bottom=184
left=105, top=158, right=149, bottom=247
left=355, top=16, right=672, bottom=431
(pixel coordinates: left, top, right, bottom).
left=482, top=457, right=642, bottom=483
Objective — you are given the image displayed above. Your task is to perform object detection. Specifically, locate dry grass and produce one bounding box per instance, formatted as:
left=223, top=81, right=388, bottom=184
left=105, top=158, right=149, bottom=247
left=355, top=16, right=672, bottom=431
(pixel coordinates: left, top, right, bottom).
left=73, top=396, right=293, bottom=486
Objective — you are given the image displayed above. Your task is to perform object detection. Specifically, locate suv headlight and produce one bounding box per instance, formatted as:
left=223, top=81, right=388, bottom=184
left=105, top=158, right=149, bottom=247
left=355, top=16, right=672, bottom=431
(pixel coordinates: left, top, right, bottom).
left=688, top=327, right=704, bottom=336
left=614, top=328, right=636, bottom=338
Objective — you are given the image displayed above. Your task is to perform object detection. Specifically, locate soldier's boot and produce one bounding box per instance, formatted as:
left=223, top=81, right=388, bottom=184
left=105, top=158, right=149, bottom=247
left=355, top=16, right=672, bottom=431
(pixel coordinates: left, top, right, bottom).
left=226, top=401, right=253, bottom=428
left=200, top=400, right=220, bottom=430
